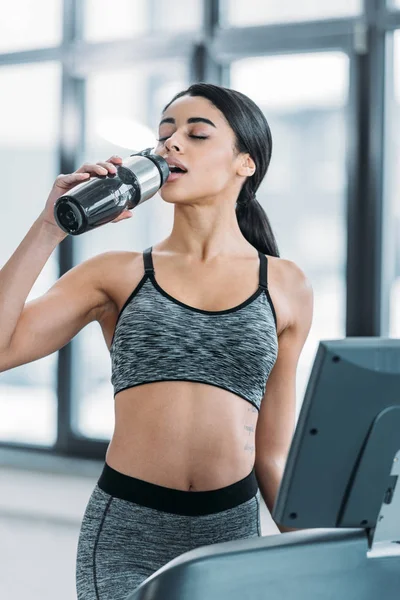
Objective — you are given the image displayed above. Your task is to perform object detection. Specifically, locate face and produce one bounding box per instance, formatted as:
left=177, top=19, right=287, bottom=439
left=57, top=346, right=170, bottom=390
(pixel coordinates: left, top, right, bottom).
left=154, top=95, right=253, bottom=205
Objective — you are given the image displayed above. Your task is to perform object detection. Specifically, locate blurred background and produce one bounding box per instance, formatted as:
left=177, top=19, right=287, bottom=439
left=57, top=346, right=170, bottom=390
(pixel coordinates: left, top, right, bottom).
left=0, top=0, right=399, bottom=598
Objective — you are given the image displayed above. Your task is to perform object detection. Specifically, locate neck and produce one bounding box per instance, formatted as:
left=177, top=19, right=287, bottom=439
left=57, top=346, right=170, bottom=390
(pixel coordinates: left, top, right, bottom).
left=159, top=200, right=254, bottom=262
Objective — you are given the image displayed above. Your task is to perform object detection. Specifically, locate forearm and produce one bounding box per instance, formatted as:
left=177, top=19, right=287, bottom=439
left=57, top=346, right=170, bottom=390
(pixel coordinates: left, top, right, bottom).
left=255, top=460, right=302, bottom=534
left=0, top=214, right=65, bottom=351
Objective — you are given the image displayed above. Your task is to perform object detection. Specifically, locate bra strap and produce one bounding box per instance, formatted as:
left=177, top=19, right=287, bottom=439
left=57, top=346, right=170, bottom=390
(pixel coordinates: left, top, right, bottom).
left=143, top=246, right=154, bottom=274
left=258, top=251, right=268, bottom=291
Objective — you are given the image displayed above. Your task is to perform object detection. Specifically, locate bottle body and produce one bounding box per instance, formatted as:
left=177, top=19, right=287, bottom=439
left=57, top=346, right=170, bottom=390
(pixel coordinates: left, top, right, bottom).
left=53, top=149, right=169, bottom=235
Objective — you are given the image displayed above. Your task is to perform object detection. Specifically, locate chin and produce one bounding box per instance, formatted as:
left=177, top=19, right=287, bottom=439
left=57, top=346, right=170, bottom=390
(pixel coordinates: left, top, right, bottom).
left=159, top=187, right=191, bottom=204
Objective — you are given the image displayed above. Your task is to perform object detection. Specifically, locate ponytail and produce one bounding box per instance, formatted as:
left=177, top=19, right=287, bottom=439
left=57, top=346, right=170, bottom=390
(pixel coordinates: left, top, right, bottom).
left=235, top=168, right=280, bottom=257
left=236, top=193, right=280, bottom=258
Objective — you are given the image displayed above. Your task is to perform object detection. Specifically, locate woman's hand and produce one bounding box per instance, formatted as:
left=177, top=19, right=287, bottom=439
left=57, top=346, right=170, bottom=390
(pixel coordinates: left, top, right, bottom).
left=39, top=155, right=133, bottom=233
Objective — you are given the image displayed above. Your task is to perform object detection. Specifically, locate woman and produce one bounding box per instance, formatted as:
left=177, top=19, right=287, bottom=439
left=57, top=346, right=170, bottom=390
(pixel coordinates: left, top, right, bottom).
left=0, top=83, right=313, bottom=599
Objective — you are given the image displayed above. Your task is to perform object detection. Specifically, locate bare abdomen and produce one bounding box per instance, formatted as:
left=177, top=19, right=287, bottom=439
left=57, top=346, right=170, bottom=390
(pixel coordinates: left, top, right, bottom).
left=105, top=380, right=258, bottom=491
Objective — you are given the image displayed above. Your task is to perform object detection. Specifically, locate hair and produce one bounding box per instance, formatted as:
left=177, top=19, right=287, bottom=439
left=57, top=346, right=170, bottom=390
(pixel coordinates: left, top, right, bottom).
left=162, top=82, right=280, bottom=258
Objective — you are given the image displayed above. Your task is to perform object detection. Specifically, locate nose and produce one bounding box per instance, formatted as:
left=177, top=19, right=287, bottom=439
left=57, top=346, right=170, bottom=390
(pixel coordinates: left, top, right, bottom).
left=164, top=132, right=182, bottom=153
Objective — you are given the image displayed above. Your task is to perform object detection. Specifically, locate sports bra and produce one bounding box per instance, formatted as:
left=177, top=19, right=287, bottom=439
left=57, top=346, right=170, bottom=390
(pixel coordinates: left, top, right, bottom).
left=110, top=247, right=279, bottom=411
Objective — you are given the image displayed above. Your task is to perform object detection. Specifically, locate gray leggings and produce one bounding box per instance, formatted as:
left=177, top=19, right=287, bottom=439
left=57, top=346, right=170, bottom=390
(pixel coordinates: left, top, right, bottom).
left=76, top=462, right=261, bottom=600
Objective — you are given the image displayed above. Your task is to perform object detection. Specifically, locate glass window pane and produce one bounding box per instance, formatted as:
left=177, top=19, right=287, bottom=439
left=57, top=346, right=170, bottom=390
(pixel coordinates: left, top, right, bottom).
left=84, top=0, right=203, bottom=41
left=386, top=31, right=400, bottom=337
left=222, top=0, right=362, bottom=27
left=75, top=62, right=187, bottom=440
left=0, top=0, right=62, bottom=53
left=0, top=63, right=61, bottom=445
left=231, top=52, right=349, bottom=417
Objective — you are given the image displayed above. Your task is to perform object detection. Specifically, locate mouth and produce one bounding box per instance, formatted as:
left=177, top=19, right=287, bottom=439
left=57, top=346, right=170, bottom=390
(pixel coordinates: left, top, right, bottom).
left=166, top=164, right=188, bottom=183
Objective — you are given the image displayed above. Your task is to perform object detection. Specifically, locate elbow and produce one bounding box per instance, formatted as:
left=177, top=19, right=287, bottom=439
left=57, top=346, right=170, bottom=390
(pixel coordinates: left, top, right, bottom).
left=255, top=453, right=288, bottom=475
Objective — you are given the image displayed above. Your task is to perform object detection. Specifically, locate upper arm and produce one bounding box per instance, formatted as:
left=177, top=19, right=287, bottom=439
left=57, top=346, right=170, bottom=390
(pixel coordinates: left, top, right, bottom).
left=0, top=252, right=114, bottom=372
left=255, top=260, right=314, bottom=467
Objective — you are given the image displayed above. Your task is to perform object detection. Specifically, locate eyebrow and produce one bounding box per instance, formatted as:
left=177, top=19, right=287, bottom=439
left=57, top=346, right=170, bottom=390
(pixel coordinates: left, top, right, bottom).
left=159, top=117, right=217, bottom=128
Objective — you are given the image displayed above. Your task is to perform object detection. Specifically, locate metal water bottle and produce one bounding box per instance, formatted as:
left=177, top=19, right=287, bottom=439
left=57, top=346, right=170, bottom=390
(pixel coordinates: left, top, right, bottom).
left=53, top=148, right=169, bottom=235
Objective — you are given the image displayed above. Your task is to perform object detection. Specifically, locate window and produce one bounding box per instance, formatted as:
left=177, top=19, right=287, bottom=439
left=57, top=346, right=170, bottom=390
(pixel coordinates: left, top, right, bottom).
left=231, top=52, right=349, bottom=415
left=385, top=31, right=400, bottom=337
left=0, top=63, right=61, bottom=445
left=0, top=0, right=62, bottom=53
left=74, top=63, right=187, bottom=439
left=84, top=0, right=203, bottom=42
left=222, top=0, right=362, bottom=27
left=0, top=0, right=396, bottom=459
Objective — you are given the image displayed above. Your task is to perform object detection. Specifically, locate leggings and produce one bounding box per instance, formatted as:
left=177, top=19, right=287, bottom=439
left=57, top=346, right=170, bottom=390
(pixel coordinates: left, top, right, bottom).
left=76, top=462, right=261, bottom=600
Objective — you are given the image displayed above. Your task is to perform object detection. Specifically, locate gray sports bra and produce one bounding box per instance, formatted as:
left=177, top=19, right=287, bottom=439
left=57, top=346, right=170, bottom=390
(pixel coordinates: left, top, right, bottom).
left=110, top=247, right=278, bottom=411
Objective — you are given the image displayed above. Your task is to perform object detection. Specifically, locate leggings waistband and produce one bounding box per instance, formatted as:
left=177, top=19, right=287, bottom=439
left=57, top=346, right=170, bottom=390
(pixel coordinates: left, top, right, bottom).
left=97, top=462, right=259, bottom=516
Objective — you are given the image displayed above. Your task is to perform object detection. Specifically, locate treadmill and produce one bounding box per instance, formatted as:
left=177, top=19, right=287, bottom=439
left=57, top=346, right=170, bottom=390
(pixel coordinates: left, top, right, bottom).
left=127, top=338, right=400, bottom=599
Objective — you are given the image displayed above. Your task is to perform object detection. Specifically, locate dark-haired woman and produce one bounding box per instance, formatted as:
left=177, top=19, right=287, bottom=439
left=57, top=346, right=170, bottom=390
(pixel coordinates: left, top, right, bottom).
left=0, top=83, right=313, bottom=599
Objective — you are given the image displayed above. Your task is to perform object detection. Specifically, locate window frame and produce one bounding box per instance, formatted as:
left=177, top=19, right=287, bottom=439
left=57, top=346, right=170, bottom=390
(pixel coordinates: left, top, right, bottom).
left=0, top=0, right=399, bottom=462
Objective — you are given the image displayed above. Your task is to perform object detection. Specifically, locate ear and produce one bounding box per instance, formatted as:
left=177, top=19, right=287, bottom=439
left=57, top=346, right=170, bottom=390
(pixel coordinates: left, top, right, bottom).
left=237, top=154, right=256, bottom=177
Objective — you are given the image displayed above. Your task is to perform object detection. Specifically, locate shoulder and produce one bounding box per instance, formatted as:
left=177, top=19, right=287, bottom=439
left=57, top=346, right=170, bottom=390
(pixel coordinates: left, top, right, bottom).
left=84, top=249, right=142, bottom=275
left=267, top=255, right=314, bottom=334
left=275, top=257, right=312, bottom=294
left=82, top=250, right=143, bottom=320
left=81, top=250, right=143, bottom=290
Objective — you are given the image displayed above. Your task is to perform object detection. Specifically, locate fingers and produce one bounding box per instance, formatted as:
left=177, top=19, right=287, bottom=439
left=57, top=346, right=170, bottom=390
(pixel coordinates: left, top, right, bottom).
left=54, top=155, right=125, bottom=194
left=98, top=155, right=123, bottom=173
left=106, top=155, right=123, bottom=165
left=54, top=172, right=90, bottom=189
left=75, top=156, right=122, bottom=177
left=75, top=163, right=109, bottom=176
left=111, top=209, right=133, bottom=223
left=95, top=161, right=118, bottom=175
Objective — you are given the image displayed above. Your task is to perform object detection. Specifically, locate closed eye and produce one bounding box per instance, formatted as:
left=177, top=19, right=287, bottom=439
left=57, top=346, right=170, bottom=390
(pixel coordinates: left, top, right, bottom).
left=157, top=135, right=209, bottom=142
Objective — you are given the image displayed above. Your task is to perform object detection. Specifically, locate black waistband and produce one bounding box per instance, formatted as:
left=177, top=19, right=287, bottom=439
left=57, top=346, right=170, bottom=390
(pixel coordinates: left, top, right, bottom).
left=97, top=462, right=259, bottom=516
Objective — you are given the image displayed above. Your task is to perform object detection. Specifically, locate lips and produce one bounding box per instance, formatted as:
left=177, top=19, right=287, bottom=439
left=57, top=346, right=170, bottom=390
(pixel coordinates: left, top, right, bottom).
left=165, top=157, right=188, bottom=183
left=166, top=170, right=187, bottom=183
left=166, top=158, right=188, bottom=173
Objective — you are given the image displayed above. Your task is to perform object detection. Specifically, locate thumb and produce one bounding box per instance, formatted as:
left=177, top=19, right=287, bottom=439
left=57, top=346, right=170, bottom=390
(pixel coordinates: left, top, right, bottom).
left=111, top=211, right=133, bottom=223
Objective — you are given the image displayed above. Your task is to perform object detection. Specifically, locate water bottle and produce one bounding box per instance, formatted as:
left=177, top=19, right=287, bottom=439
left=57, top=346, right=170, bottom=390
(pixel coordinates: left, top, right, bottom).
left=53, top=148, right=169, bottom=235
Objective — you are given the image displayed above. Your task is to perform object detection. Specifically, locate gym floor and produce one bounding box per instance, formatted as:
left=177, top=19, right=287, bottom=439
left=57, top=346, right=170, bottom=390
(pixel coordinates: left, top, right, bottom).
left=0, top=458, right=279, bottom=599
